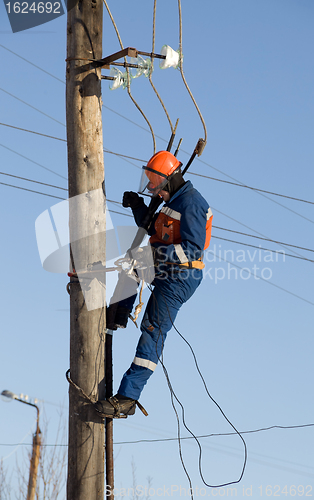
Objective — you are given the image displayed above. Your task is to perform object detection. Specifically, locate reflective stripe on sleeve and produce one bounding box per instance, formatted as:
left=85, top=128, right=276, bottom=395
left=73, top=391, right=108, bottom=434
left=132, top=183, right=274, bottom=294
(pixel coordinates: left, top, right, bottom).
left=174, top=243, right=189, bottom=263
left=207, top=207, right=213, bottom=219
left=133, top=357, right=157, bottom=372
left=161, top=207, right=181, bottom=220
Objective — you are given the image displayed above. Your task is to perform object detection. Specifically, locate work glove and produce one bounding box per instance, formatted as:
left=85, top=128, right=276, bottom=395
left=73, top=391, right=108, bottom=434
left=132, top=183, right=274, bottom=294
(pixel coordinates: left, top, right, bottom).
left=122, top=191, right=144, bottom=210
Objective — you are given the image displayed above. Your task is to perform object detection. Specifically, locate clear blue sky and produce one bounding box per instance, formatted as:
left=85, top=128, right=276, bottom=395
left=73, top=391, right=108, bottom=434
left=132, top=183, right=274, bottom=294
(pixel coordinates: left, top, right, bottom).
left=0, top=0, right=313, bottom=497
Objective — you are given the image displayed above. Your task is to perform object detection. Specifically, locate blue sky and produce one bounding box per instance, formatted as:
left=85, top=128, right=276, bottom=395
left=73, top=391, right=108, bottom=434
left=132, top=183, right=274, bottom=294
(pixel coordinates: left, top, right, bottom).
left=0, top=0, right=313, bottom=497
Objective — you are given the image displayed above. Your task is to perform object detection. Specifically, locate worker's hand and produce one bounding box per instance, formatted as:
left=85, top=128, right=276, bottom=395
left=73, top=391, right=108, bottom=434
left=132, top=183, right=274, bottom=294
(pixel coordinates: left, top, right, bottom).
left=122, top=191, right=144, bottom=210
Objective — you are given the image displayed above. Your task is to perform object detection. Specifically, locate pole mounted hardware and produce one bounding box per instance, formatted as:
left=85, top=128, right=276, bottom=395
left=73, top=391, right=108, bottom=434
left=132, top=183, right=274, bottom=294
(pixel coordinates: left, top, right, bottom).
left=66, top=46, right=180, bottom=86
left=92, top=47, right=166, bottom=70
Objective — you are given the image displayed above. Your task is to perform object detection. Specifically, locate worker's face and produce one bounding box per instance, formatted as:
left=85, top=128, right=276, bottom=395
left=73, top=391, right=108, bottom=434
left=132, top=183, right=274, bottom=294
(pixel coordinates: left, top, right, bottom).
left=159, top=190, right=170, bottom=202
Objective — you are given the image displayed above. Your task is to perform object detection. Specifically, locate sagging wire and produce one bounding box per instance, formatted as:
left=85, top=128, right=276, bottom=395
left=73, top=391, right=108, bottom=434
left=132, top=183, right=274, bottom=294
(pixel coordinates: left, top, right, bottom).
left=148, top=0, right=174, bottom=135
left=148, top=284, right=194, bottom=497
left=147, top=280, right=247, bottom=491
left=177, top=0, right=207, bottom=147
left=103, top=0, right=156, bottom=154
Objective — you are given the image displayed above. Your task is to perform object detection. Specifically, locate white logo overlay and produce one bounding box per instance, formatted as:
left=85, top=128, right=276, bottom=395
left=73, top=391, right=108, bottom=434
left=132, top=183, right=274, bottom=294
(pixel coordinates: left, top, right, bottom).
left=35, top=188, right=155, bottom=311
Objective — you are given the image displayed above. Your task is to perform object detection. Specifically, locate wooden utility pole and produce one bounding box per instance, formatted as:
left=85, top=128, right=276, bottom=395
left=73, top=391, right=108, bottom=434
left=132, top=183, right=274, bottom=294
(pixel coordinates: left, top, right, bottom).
left=66, top=0, right=106, bottom=498
left=105, top=333, right=114, bottom=500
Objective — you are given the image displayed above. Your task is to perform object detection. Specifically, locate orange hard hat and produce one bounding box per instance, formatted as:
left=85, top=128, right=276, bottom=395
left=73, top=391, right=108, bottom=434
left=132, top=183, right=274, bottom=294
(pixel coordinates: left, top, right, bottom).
left=139, top=151, right=182, bottom=195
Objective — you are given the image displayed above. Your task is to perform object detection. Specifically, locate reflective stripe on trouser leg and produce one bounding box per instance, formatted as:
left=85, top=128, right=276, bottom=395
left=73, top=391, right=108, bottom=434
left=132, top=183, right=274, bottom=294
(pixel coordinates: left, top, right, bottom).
left=133, top=357, right=157, bottom=371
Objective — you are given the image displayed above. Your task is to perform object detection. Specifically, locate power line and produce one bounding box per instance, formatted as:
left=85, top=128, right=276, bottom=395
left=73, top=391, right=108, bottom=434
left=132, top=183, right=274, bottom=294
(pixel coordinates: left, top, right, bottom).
left=212, top=251, right=314, bottom=307
left=0, top=142, right=67, bottom=180
left=213, top=225, right=314, bottom=254
left=0, top=122, right=67, bottom=142
left=2, top=120, right=313, bottom=207
left=1, top=57, right=312, bottom=256
left=115, top=423, right=314, bottom=445
left=1, top=422, right=313, bottom=448
left=103, top=0, right=156, bottom=153
left=101, top=106, right=314, bottom=216
left=149, top=0, right=174, bottom=135
left=1, top=47, right=312, bottom=215
left=0, top=44, right=65, bottom=83
left=0, top=181, right=65, bottom=200
left=188, top=172, right=314, bottom=206
left=0, top=87, right=65, bottom=127
left=1, top=175, right=313, bottom=258
left=2, top=178, right=314, bottom=265
left=97, top=194, right=314, bottom=257
left=211, top=205, right=306, bottom=260
left=178, top=0, right=207, bottom=146
left=0, top=122, right=143, bottom=165
left=0, top=171, right=67, bottom=191
left=103, top=147, right=145, bottom=163
left=0, top=180, right=133, bottom=217
left=212, top=235, right=314, bottom=263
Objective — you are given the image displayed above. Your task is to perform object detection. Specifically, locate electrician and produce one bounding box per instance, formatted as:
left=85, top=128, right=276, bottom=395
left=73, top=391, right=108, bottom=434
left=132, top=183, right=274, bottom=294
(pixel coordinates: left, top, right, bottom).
left=95, top=151, right=213, bottom=418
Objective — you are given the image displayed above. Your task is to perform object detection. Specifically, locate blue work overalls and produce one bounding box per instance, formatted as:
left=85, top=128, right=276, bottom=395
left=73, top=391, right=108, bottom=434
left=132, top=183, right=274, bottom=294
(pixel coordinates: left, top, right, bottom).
left=118, top=181, right=210, bottom=400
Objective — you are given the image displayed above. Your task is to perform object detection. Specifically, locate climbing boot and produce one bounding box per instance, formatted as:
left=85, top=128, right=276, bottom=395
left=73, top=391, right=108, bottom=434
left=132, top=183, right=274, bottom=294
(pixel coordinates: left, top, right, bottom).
left=94, top=394, right=136, bottom=418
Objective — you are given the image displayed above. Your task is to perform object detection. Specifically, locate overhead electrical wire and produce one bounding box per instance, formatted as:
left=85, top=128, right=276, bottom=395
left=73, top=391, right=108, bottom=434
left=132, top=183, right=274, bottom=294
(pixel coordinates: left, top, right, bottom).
left=0, top=122, right=67, bottom=143
left=0, top=181, right=65, bottom=200
left=212, top=252, right=314, bottom=306
left=0, top=142, right=67, bottom=181
left=0, top=87, right=65, bottom=127
left=1, top=173, right=313, bottom=260
left=177, top=0, right=207, bottom=146
left=2, top=176, right=312, bottom=303
left=0, top=122, right=143, bottom=168
left=103, top=0, right=156, bottom=154
left=1, top=27, right=312, bottom=264
left=189, top=172, right=314, bottom=206
left=211, top=206, right=307, bottom=260
left=101, top=103, right=314, bottom=218
left=149, top=0, right=174, bottom=135
left=1, top=71, right=313, bottom=207
left=0, top=44, right=65, bottom=83
left=1, top=47, right=313, bottom=216
left=0, top=180, right=132, bottom=217
left=0, top=138, right=311, bottom=262
left=0, top=171, right=67, bottom=191
left=1, top=422, right=313, bottom=448
left=214, top=225, right=314, bottom=254
left=116, top=422, right=314, bottom=445
left=1, top=121, right=313, bottom=207
left=100, top=106, right=314, bottom=221
left=2, top=17, right=313, bottom=491
left=213, top=235, right=314, bottom=263
left=149, top=282, right=247, bottom=490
